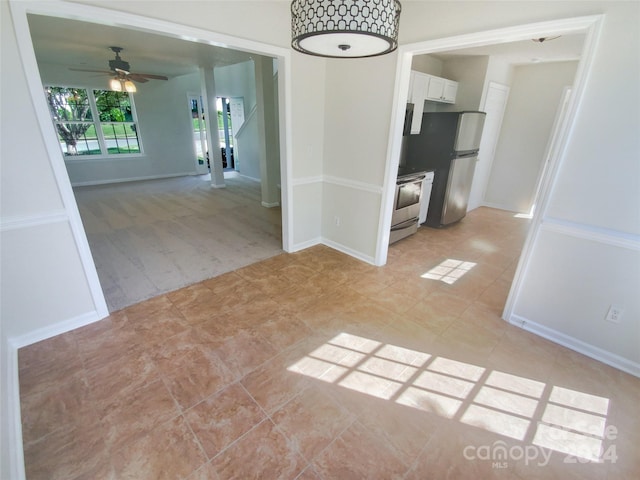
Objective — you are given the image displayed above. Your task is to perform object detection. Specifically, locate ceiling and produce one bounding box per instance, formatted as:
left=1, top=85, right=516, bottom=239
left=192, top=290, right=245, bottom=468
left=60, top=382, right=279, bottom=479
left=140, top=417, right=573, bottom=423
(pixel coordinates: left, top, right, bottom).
left=27, top=14, right=257, bottom=79
left=27, top=12, right=585, bottom=81
left=430, top=34, right=585, bottom=65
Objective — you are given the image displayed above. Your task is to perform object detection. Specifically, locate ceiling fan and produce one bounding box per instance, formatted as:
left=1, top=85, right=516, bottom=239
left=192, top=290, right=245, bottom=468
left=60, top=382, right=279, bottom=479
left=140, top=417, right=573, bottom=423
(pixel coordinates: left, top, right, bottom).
left=70, top=46, right=168, bottom=91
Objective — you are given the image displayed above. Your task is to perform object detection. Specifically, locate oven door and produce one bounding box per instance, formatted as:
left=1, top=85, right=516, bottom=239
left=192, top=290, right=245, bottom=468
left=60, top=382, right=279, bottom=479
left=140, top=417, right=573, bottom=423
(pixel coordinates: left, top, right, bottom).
left=392, top=175, right=425, bottom=226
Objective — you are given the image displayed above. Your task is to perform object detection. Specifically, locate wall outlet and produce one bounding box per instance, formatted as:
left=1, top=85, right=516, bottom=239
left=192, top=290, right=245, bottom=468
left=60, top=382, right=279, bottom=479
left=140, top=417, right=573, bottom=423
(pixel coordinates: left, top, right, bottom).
left=334, top=216, right=341, bottom=227
left=605, top=305, right=624, bottom=323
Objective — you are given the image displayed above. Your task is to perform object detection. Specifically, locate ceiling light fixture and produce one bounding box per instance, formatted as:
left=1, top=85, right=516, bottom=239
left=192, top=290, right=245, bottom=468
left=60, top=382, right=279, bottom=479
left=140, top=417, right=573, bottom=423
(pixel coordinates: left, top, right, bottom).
left=532, top=36, right=561, bottom=43
left=291, top=0, right=402, bottom=58
left=109, top=75, right=136, bottom=93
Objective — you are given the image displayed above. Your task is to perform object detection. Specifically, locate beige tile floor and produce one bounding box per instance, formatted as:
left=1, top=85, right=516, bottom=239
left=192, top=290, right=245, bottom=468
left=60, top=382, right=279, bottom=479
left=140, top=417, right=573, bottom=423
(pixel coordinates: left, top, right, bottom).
left=19, top=207, right=639, bottom=479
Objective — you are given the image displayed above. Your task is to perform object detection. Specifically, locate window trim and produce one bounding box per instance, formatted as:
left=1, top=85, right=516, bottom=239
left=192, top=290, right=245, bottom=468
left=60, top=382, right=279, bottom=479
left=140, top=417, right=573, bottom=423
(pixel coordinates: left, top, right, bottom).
left=45, top=85, right=144, bottom=159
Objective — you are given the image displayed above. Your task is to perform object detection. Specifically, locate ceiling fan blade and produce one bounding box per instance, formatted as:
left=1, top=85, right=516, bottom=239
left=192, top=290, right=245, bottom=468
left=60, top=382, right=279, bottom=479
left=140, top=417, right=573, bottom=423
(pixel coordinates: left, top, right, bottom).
left=127, top=74, right=149, bottom=83
left=69, top=67, right=112, bottom=74
left=131, top=73, right=169, bottom=81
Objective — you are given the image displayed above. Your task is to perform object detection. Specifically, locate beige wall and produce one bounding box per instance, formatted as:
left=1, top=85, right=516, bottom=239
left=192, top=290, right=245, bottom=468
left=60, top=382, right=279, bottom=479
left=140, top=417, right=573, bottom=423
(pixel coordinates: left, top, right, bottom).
left=2, top=1, right=639, bottom=477
left=484, top=61, right=579, bottom=213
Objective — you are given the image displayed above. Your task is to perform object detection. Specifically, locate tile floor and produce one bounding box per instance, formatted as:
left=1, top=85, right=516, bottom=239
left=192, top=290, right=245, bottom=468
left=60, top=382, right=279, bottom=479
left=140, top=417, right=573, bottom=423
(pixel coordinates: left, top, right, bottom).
left=19, top=207, right=640, bottom=479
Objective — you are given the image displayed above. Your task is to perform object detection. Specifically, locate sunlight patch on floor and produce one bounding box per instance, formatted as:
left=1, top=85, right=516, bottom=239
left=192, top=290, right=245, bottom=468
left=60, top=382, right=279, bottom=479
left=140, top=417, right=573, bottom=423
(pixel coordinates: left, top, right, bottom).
left=421, top=259, right=477, bottom=284
left=288, top=332, right=611, bottom=462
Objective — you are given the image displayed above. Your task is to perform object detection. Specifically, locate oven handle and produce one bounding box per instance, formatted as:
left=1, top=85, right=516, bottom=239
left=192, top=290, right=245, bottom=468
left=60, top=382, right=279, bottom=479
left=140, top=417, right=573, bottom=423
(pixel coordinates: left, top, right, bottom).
left=391, top=218, right=418, bottom=231
left=396, top=174, right=426, bottom=185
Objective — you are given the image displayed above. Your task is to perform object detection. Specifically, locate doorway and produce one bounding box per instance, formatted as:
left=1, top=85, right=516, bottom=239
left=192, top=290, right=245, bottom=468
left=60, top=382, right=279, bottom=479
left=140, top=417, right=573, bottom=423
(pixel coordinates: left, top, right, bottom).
left=11, top=1, right=294, bottom=318
left=380, top=16, right=604, bottom=324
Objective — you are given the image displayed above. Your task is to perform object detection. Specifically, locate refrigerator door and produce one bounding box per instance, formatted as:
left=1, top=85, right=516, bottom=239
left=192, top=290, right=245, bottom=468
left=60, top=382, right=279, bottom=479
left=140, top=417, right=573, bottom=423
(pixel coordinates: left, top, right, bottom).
left=441, top=155, right=478, bottom=225
left=454, top=112, right=486, bottom=153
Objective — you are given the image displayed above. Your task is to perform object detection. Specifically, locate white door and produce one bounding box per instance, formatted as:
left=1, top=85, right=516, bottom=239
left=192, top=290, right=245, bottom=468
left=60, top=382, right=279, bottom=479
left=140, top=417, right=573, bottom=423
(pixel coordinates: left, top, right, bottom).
left=229, top=97, right=245, bottom=171
left=467, top=82, right=510, bottom=211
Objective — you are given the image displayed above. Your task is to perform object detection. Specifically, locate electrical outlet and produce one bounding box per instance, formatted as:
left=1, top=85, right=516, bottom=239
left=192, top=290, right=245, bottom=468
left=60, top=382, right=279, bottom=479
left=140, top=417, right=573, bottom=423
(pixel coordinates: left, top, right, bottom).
left=605, top=305, right=624, bottom=323
left=334, top=216, right=341, bottom=227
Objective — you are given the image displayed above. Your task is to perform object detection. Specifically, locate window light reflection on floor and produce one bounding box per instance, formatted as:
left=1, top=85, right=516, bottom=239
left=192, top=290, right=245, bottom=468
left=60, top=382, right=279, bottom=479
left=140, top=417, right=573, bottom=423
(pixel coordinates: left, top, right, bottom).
left=421, top=259, right=477, bottom=284
left=287, top=332, right=611, bottom=463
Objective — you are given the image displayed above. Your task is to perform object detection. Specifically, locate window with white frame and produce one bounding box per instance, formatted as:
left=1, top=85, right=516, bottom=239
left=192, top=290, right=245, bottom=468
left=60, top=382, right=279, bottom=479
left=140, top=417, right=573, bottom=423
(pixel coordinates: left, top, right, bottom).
left=44, top=86, right=141, bottom=157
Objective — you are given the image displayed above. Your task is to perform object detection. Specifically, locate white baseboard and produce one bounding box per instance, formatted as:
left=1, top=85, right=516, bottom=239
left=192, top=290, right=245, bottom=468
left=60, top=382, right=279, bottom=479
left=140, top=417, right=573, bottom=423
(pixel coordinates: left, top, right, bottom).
left=10, top=310, right=105, bottom=350
left=509, top=314, right=640, bottom=378
left=321, top=238, right=376, bottom=266
left=70, top=171, right=197, bottom=187
left=290, top=237, right=322, bottom=253
left=261, top=201, right=280, bottom=208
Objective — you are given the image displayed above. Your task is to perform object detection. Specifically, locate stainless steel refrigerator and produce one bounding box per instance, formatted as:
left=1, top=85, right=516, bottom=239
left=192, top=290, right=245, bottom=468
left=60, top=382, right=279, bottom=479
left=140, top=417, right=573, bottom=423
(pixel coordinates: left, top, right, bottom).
left=403, top=111, right=486, bottom=227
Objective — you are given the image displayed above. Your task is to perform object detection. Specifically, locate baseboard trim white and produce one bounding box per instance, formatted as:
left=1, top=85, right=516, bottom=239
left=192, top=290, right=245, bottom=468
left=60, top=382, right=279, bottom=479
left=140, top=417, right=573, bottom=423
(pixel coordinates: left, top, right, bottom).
left=321, top=237, right=376, bottom=265
left=70, top=171, right=197, bottom=187
left=509, top=314, right=640, bottom=378
left=261, top=201, right=280, bottom=208
left=10, top=310, right=105, bottom=350
left=290, top=237, right=322, bottom=253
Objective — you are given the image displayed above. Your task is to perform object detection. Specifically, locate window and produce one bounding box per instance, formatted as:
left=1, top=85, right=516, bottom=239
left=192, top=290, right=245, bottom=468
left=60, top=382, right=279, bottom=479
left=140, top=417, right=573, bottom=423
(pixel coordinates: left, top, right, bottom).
left=45, top=86, right=141, bottom=157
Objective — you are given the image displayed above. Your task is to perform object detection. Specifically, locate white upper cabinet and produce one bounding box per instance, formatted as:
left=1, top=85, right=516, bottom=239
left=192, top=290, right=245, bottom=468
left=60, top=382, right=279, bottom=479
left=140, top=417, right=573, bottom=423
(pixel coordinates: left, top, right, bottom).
left=424, top=75, right=458, bottom=103
left=408, top=71, right=459, bottom=133
left=409, top=71, right=429, bottom=134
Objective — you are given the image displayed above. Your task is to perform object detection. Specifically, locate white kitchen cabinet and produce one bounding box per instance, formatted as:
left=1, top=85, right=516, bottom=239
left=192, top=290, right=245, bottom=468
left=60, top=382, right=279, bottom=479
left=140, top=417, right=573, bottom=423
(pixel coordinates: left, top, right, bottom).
left=409, top=71, right=429, bottom=134
left=408, top=71, right=459, bottom=133
left=425, top=75, right=458, bottom=103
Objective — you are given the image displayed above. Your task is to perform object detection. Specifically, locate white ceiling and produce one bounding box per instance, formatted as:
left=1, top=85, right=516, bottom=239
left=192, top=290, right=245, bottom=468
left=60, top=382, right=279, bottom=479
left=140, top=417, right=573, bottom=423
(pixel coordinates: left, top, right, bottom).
left=430, top=34, right=585, bottom=65
left=27, top=11, right=585, bottom=80
left=27, top=14, right=257, bottom=79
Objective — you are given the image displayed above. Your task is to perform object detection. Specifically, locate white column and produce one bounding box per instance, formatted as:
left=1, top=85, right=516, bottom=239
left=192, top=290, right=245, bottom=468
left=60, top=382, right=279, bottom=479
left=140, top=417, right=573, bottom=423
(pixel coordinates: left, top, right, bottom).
left=254, top=57, right=280, bottom=207
left=200, top=67, right=225, bottom=188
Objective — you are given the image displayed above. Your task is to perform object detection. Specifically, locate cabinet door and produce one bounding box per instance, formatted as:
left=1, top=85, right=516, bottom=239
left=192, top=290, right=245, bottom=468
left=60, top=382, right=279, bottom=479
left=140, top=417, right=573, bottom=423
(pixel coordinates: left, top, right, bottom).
left=442, top=81, right=458, bottom=103
left=410, top=73, right=428, bottom=134
left=425, top=76, right=445, bottom=101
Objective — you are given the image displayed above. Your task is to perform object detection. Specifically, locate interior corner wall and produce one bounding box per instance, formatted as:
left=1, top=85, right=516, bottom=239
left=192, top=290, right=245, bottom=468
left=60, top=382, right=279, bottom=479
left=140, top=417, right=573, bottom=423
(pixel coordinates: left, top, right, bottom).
left=439, top=55, right=490, bottom=112
left=484, top=61, right=578, bottom=213
left=321, top=54, right=396, bottom=260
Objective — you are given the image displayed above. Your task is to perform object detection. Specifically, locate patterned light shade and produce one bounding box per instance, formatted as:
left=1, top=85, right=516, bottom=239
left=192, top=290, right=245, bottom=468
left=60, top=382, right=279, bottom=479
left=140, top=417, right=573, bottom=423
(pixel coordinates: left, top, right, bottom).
left=291, top=0, right=402, bottom=58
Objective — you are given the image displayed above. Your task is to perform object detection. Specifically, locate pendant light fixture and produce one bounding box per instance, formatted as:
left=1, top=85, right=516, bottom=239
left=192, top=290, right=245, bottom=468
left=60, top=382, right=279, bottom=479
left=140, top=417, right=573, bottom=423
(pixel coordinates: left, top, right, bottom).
left=291, top=0, right=402, bottom=58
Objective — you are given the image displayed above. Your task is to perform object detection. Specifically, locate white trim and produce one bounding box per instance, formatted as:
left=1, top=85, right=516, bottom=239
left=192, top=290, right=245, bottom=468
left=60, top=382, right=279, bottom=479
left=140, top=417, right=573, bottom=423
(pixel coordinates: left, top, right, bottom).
left=261, top=201, right=280, bottom=208
left=321, top=238, right=376, bottom=265
left=290, top=237, right=322, bottom=253
left=509, top=314, right=640, bottom=378
left=480, top=201, right=521, bottom=213
left=379, top=15, right=605, bottom=269
left=0, top=211, right=68, bottom=232
left=10, top=311, right=104, bottom=350
left=292, top=176, right=323, bottom=187
left=541, top=217, right=640, bottom=251
left=503, top=15, right=605, bottom=321
left=323, top=175, right=383, bottom=195
left=70, top=171, right=197, bottom=187
left=4, top=340, right=25, bottom=480
left=290, top=175, right=383, bottom=195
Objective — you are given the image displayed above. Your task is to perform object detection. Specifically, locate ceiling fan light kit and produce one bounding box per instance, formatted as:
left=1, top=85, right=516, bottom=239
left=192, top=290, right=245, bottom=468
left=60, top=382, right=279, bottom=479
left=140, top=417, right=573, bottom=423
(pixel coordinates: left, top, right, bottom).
left=291, top=0, right=402, bottom=58
left=69, top=46, right=167, bottom=93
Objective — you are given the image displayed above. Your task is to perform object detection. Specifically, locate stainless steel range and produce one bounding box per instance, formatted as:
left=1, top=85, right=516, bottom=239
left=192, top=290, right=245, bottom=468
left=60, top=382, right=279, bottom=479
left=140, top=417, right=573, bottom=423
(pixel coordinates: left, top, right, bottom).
left=390, top=171, right=430, bottom=244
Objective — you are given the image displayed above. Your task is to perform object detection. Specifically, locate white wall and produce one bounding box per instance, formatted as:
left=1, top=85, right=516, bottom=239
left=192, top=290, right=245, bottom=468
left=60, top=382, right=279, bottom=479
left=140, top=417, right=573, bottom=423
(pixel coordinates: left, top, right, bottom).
left=484, top=61, right=578, bottom=213
left=214, top=60, right=256, bottom=118
left=440, top=55, right=490, bottom=111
